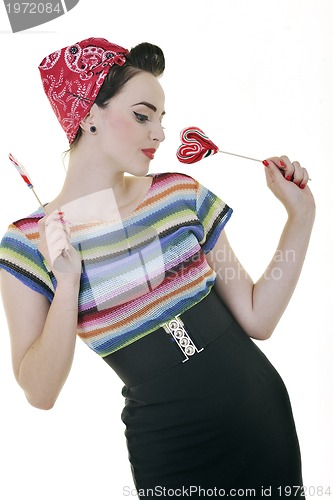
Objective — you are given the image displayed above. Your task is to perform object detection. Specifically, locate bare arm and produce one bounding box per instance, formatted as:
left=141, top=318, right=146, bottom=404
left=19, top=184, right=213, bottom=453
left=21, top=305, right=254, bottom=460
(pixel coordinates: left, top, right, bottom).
left=206, top=155, right=315, bottom=340
left=0, top=211, right=81, bottom=409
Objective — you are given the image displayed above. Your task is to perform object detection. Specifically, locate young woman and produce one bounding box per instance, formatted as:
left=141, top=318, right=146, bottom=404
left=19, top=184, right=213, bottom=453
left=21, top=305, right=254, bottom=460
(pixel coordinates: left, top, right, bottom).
left=0, top=37, right=315, bottom=498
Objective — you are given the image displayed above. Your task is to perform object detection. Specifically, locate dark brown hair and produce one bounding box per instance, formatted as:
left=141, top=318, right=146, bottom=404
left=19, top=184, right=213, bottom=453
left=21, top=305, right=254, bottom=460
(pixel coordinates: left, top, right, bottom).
left=70, top=42, right=165, bottom=150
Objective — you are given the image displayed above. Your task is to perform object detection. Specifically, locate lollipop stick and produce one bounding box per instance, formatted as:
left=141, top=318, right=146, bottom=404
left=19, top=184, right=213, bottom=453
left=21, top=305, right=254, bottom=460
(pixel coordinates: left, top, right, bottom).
left=218, top=150, right=262, bottom=163
left=31, top=188, right=44, bottom=209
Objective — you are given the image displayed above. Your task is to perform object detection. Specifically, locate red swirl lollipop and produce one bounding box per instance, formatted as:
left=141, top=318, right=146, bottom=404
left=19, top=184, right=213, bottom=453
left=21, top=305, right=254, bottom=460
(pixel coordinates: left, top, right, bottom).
left=8, top=153, right=43, bottom=207
left=177, top=126, right=263, bottom=165
left=177, top=127, right=219, bottom=164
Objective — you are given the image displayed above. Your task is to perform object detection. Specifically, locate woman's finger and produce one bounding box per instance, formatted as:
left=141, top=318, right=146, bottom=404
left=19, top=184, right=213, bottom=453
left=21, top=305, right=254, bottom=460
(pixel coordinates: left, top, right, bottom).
left=264, top=156, right=294, bottom=179
left=291, top=161, right=303, bottom=186
left=279, top=155, right=295, bottom=180
left=299, top=168, right=310, bottom=189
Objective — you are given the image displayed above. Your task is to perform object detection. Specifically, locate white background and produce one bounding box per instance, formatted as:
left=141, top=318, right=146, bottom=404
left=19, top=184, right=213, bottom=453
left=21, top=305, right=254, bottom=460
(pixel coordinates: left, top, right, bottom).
left=0, top=0, right=332, bottom=497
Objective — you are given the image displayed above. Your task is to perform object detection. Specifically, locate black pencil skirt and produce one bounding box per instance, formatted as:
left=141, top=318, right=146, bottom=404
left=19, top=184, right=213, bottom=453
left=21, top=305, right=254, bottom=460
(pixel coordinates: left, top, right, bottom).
left=104, top=287, right=304, bottom=499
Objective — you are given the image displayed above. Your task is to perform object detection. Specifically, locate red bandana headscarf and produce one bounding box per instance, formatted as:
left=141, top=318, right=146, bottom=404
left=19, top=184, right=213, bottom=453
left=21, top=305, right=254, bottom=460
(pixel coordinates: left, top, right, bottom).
left=38, top=37, right=129, bottom=144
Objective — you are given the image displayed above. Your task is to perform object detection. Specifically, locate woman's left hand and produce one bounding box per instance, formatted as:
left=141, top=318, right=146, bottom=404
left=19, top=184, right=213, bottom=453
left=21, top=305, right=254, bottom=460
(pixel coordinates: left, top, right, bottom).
left=263, top=156, right=316, bottom=219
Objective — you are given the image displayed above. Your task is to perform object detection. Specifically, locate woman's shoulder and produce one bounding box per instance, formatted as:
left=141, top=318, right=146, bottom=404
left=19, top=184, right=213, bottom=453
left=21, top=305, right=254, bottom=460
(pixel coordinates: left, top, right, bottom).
left=2, top=207, right=44, bottom=242
left=150, top=171, right=198, bottom=188
left=151, top=171, right=196, bottom=180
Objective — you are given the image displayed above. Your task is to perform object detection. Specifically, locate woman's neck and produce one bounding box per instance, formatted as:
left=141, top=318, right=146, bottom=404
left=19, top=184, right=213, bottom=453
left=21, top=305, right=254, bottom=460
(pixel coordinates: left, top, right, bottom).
left=45, top=144, right=151, bottom=223
left=46, top=145, right=129, bottom=220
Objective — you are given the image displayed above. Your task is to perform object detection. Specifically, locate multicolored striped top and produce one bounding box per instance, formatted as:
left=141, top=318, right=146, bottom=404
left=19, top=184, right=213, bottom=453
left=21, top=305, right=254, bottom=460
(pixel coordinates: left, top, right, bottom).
left=0, top=172, right=232, bottom=356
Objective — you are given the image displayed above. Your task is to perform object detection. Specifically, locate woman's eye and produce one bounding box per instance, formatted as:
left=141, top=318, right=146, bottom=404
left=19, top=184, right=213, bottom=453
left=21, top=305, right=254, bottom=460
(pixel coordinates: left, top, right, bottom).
left=133, top=111, right=149, bottom=123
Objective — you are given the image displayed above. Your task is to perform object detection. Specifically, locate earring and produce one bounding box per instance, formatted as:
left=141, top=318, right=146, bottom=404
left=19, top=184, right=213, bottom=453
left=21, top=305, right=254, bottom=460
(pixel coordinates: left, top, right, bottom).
left=90, top=126, right=97, bottom=134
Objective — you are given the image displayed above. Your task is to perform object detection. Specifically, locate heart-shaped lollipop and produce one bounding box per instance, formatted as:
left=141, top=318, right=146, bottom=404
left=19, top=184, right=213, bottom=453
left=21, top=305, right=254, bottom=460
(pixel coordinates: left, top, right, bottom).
left=177, top=126, right=262, bottom=165
left=177, top=127, right=219, bottom=164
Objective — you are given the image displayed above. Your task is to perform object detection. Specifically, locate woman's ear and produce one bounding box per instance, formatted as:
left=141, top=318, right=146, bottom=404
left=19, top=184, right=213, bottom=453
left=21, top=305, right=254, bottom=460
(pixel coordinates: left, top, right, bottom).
left=80, top=104, right=98, bottom=133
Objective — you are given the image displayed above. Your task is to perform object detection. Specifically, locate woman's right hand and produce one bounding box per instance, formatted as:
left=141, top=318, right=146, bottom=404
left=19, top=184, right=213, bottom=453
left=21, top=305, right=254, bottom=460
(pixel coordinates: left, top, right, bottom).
left=38, top=211, right=82, bottom=281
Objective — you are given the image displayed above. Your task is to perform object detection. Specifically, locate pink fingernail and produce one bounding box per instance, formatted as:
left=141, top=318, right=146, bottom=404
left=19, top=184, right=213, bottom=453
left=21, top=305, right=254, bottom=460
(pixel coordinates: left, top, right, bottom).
left=280, top=160, right=285, bottom=167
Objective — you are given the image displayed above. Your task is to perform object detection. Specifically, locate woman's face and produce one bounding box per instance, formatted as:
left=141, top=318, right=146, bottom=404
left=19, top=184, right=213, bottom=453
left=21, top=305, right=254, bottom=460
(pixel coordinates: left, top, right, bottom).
left=91, top=71, right=166, bottom=175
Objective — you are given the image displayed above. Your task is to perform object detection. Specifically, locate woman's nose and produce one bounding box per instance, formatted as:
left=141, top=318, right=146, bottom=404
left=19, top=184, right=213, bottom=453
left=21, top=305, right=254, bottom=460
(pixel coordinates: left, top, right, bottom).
left=150, top=122, right=165, bottom=143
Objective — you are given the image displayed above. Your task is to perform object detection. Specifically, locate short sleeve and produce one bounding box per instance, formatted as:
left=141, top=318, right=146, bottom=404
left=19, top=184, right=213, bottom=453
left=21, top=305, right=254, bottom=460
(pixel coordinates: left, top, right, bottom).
left=0, top=222, right=55, bottom=302
left=195, top=181, right=233, bottom=253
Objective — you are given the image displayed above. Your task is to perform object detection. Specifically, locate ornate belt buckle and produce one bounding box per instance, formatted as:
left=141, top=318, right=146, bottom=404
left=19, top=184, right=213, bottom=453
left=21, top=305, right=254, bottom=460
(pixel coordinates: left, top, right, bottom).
left=162, top=316, right=204, bottom=362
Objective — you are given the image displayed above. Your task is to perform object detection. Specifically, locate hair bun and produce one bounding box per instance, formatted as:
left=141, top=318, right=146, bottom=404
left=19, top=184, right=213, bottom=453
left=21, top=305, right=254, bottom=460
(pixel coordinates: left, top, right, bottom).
left=127, top=42, right=165, bottom=77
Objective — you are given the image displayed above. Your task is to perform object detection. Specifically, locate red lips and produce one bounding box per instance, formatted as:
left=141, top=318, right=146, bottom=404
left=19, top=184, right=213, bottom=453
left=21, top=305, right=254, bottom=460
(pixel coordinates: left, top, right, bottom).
left=141, top=148, right=156, bottom=160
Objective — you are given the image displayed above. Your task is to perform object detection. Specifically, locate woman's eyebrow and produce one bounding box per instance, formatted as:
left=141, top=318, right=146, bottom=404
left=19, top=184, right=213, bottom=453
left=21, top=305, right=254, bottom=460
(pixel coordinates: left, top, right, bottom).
left=132, top=101, right=166, bottom=115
